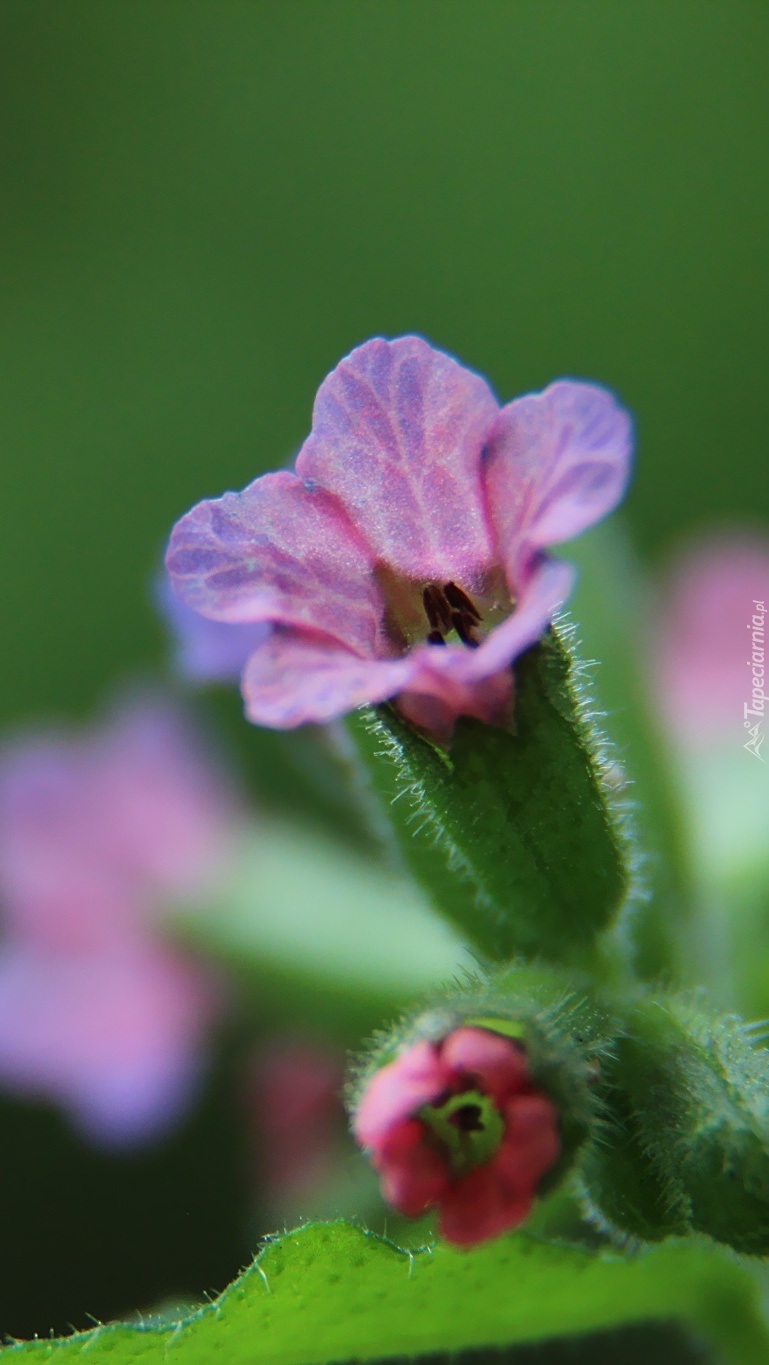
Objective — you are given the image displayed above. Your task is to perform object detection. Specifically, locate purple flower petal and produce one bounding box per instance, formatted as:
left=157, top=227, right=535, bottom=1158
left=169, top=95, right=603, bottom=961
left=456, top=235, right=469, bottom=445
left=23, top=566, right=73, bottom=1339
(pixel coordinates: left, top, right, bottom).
left=0, top=736, right=136, bottom=950
left=0, top=698, right=236, bottom=947
left=237, top=562, right=569, bottom=737
left=93, top=695, right=236, bottom=899
left=444, top=556, right=576, bottom=683
left=484, top=380, right=632, bottom=575
left=241, top=631, right=417, bottom=728
left=158, top=576, right=269, bottom=683
left=0, top=941, right=214, bottom=1147
left=296, top=336, right=499, bottom=583
left=166, top=470, right=384, bottom=656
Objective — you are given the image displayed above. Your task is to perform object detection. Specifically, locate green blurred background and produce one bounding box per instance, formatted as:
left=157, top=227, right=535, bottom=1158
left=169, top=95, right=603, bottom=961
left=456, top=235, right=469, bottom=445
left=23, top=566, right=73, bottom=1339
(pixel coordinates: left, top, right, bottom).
left=0, top=0, right=767, bottom=1344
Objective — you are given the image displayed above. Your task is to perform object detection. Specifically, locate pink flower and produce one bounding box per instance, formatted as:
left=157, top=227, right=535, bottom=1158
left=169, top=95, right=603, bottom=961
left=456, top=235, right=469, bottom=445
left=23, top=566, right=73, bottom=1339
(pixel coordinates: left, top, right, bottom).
left=0, top=696, right=234, bottom=1145
left=246, top=1037, right=344, bottom=1209
left=166, top=336, right=632, bottom=744
left=652, top=533, right=769, bottom=744
left=352, top=1026, right=560, bottom=1248
left=649, top=533, right=769, bottom=887
left=0, top=940, right=214, bottom=1144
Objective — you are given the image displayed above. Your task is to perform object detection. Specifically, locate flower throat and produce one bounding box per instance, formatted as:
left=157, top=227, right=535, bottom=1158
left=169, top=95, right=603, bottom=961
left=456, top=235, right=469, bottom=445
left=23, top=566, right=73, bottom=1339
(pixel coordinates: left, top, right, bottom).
left=423, top=582, right=482, bottom=648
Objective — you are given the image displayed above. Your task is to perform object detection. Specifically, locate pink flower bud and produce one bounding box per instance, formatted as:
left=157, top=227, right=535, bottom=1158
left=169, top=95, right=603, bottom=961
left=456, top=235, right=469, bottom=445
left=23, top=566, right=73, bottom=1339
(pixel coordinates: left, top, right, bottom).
left=352, top=1026, right=559, bottom=1248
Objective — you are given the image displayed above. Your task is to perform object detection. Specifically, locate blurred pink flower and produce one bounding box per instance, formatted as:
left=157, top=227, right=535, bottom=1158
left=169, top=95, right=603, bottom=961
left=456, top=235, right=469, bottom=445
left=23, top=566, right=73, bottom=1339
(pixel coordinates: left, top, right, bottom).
left=0, top=696, right=234, bottom=1145
left=247, top=1037, right=344, bottom=1208
left=353, top=1026, right=559, bottom=1248
left=652, top=534, right=769, bottom=745
left=0, top=941, right=214, bottom=1143
left=167, top=336, right=632, bottom=744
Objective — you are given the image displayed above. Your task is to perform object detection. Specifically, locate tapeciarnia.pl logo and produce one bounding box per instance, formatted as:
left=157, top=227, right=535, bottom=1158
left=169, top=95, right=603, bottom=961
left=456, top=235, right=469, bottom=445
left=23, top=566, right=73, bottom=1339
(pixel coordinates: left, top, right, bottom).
left=745, top=599, right=766, bottom=761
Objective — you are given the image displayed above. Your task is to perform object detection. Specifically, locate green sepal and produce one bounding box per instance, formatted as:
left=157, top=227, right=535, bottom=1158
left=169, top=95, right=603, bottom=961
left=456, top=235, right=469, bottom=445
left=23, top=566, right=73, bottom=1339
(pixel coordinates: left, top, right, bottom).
left=583, top=991, right=769, bottom=1254
left=346, top=626, right=635, bottom=966
left=347, top=960, right=614, bottom=1193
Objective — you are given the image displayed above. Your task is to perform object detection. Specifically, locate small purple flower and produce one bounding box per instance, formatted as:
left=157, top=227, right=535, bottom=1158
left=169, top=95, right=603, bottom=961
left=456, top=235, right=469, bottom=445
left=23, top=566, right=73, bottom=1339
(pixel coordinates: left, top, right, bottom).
left=167, top=337, right=632, bottom=744
left=0, top=696, right=234, bottom=1145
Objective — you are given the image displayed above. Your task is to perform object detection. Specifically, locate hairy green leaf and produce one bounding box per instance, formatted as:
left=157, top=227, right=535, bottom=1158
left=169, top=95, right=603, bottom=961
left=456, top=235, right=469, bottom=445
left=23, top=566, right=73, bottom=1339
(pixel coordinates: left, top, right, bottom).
left=6, top=1222, right=766, bottom=1364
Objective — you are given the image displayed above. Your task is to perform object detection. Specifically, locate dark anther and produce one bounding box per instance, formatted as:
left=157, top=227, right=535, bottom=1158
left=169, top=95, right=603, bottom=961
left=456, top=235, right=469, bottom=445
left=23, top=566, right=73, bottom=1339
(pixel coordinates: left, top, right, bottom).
left=451, top=612, right=480, bottom=649
left=422, top=586, right=440, bottom=630
left=444, top=581, right=482, bottom=623
left=450, top=1103, right=484, bottom=1133
left=423, top=582, right=482, bottom=648
left=423, top=584, right=452, bottom=634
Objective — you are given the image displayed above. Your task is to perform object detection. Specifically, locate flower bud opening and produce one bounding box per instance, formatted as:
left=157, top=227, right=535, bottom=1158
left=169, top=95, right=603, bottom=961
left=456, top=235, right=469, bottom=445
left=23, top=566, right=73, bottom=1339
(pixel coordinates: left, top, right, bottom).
left=419, top=1088, right=504, bottom=1176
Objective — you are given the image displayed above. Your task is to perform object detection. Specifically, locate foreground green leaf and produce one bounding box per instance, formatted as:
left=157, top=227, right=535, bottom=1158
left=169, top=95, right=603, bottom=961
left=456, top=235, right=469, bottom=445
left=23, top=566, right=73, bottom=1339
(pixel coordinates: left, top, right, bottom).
left=348, top=628, right=633, bottom=965
left=8, top=1222, right=767, bottom=1364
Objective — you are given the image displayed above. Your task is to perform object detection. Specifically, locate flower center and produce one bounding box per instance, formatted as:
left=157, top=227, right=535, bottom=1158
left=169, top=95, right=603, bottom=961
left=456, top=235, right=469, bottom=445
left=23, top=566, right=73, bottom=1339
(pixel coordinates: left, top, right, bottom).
left=422, top=582, right=482, bottom=649
left=375, top=565, right=514, bottom=656
left=419, top=1088, right=504, bottom=1176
